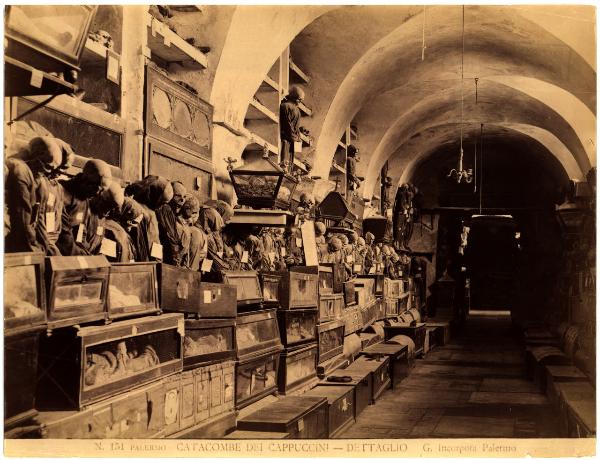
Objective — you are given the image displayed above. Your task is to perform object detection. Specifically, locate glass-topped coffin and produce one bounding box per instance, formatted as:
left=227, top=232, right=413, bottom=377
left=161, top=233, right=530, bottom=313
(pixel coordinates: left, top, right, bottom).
left=279, top=268, right=319, bottom=310
left=183, top=319, right=236, bottom=369
left=5, top=6, right=97, bottom=72
left=222, top=270, right=263, bottom=308
left=277, top=309, right=318, bottom=347
left=354, top=277, right=375, bottom=306
left=36, top=314, right=183, bottom=409
left=236, top=309, right=283, bottom=360
left=316, top=191, right=356, bottom=227
left=108, top=262, right=159, bottom=320
left=259, top=272, right=282, bottom=306
left=229, top=154, right=298, bottom=210
left=278, top=344, right=317, bottom=395
left=46, top=255, right=110, bottom=329
left=236, top=352, right=278, bottom=409
left=318, top=265, right=333, bottom=294
left=318, top=293, right=343, bottom=323
left=317, top=320, right=345, bottom=363
left=4, top=252, right=46, bottom=334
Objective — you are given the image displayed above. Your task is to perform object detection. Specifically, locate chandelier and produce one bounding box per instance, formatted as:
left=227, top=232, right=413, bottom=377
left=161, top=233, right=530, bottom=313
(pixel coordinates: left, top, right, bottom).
left=447, top=5, right=473, bottom=184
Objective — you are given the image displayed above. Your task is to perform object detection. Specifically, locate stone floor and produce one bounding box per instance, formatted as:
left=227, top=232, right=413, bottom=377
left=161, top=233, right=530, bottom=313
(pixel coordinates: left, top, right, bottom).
left=340, top=314, right=561, bottom=438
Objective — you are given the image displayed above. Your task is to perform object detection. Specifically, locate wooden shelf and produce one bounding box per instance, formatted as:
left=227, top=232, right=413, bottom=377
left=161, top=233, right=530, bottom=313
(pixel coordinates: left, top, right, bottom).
left=5, top=57, right=77, bottom=97
left=258, top=75, right=279, bottom=93
left=298, top=101, right=312, bottom=117
left=289, top=59, right=310, bottom=84
left=81, top=39, right=118, bottom=66
left=350, top=126, right=358, bottom=140
left=246, top=98, right=278, bottom=123
left=299, top=131, right=312, bottom=147
left=145, top=13, right=208, bottom=69
left=243, top=130, right=278, bottom=155
left=337, top=141, right=347, bottom=150
left=330, top=162, right=346, bottom=175
left=293, top=158, right=308, bottom=173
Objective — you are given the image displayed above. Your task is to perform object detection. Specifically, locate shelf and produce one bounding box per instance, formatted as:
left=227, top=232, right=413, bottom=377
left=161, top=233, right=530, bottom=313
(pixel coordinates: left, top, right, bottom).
left=243, top=130, right=278, bottom=155
left=330, top=162, right=346, bottom=175
left=293, top=158, right=308, bottom=173
left=298, top=101, right=312, bottom=117
left=229, top=209, right=292, bottom=227
left=337, top=141, right=347, bottom=150
left=5, top=56, right=77, bottom=97
left=299, top=131, right=312, bottom=147
left=258, top=75, right=280, bottom=93
left=145, top=13, right=208, bottom=69
left=289, top=59, right=310, bottom=84
left=350, top=126, right=358, bottom=140
left=81, top=39, right=119, bottom=66
left=246, top=98, right=278, bottom=123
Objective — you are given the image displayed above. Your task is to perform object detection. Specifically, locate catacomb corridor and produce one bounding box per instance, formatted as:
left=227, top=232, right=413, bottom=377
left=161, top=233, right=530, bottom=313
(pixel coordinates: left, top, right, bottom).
left=3, top=4, right=596, bottom=452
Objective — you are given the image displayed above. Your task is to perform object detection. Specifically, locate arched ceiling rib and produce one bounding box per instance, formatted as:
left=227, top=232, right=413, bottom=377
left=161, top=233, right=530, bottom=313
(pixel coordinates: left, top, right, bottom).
left=301, top=5, right=595, bottom=195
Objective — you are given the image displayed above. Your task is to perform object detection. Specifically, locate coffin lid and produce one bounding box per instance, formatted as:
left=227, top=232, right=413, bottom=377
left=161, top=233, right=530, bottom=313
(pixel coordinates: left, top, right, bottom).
left=233, top=155, right=285, bottom=175
left=48, top=255, right=110, bottom=271
left=5, top=251, right=44, bottom=267
left=317, top=191, right=357, bottom=222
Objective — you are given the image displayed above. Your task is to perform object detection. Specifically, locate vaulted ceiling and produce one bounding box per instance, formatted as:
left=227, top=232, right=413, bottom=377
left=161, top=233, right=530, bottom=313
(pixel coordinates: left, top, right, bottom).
left=207, top=5, right=595, bottom=206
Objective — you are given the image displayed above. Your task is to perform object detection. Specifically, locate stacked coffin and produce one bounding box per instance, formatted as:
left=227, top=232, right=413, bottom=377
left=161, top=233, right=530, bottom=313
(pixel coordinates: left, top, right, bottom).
left=5, top=255, right=251, bottom=439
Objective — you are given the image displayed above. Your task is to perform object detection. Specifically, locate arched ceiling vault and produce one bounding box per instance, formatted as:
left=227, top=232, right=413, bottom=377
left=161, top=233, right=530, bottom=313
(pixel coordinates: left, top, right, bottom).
left=298, top=5, right=595, bottom=198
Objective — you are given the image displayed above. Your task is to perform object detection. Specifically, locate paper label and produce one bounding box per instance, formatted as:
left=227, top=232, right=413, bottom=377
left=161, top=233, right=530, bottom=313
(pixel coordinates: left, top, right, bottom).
left=353, top=264, right=362, bottom=272
left=75, top=212, right=84, bottom=223
left=294, top=141, right=303, bottom=153
left=200, top=258, right=213, bottom=273
left=217, top=251, right=224, bottom=259
left=369, top=266, right=376, bottom=274
left=100, top=238, right=117, bottom=258
left=280, top=247, right=286, bottom=257
left=241, top=251, right=249, bottom=263
left=96, top=225, right=104, bottom=236
left=268, top=252, right=276, bottom=263
left=296, top=237, right=303, bottom=248
left=47, top=192, right=55, bottom=207
left=151, top=243, right=163, bottom=260
left=30, top=69, right=43, bottom=88
left=76, top=223, right=85, bottom=243
left=297, top=418, right=305, bottom=432
left=176, top=280, right=189, bottom=300
left=203, top=290, right=212, bottom=304
left=45, top=212, right=56, bottom=233
left=346, top=254, right=354, bottom=263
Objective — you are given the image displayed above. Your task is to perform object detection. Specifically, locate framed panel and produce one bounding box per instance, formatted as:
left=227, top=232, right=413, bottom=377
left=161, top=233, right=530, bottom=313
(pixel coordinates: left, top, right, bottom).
left=145, top=65, right=212, bottom=160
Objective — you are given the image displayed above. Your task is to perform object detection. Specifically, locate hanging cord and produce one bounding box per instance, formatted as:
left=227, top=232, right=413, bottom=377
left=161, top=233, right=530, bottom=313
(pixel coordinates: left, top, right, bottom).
left=459, top=5, right=465, bottom=170
left=473, top=131, right=477, bottom=193
left=478, top=124, right=483, bottom=212
left=421, top=6, right=427, bottom=61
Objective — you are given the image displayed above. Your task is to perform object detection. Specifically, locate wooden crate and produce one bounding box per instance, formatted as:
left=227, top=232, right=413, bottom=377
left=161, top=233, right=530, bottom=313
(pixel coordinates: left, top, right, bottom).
left=349, top=355, right=391, bottom=402
left=359, top=342, right=409, bottom=389
left=303, top=385, right=355, bottom=438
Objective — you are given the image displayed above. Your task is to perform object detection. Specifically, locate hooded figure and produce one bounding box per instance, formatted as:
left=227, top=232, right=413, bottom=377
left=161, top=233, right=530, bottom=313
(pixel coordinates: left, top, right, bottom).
left=323, top=236, right=344, bottom=265
left=198, top=206, right=225, bottom=255
left=314, top=221, right=328, bottom=262
left=5, top=157, right=39, bottom=253
left=363, top=231, right=376, bottom=274
left=279, top=85, right=305, bottom=171
left=58, top=158, right=112, bottom=255
left=179, top=194, right=207, bottom=271
left=108, top=196, right=146, bottom=261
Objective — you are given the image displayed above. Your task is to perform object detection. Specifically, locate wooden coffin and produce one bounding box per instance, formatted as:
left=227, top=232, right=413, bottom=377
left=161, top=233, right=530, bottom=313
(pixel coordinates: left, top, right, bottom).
left=235, top=351, right=280, bottom=410
left=343, top=280, right=357, bottom=307
left=319, top=262, right=344, bottom=293
left=237, top=395, right=328, bottom=439
left=303, top=385, right=355, bottom=438
left=318, top=293, right=344, bottom=323
left=277, top=309, right=318, bottom=348
left=278, top=343, right=318, bottom=395
left=384, top=323, right=426, bottom=356
left=349, top=355, right=391, bottom=402
left=341, top=305, right=362, bottom=336
left=4, top=327, right=44, bottom=430
left=108, top=262, right=160, bottom=320
left=385, top=299, right=398, bottom=317
left=359, top=342, right=408, bottom=389
left=236, top=309, right=283, bottom=362
left=160, top=264, right=237, bottom=317
left=221, top=270, right=263, bottom=309
left=278, top=268, right=319, bottom=310
left=36, top=313, right=184, bottom=410
left=318, top=366, right=372, bottom=417
left=224, top=430, right=290, bottom=439
left=45, top=255, right=110, bottom=329
left=4, top=252, right=46, bottom=335
left=183, top=318, right=236, bottom=369
left=37, top=378, right=165, bottom=439
left=259, top=271, right=283, bottom=308
left=356, top=274, right=384, bottom=297
left=317, top=320, right=345, bottom=364
left=545, top=365, right=589, bottom=407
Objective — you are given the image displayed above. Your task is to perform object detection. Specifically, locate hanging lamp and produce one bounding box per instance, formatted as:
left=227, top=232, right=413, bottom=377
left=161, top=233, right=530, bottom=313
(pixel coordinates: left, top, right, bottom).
left=447, top=5, right=473, bottom=184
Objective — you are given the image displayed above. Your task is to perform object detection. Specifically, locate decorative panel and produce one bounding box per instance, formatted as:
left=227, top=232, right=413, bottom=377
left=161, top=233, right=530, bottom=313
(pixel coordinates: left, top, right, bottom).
left=145, top=65, right=212, bottom=160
